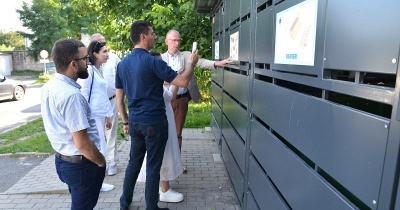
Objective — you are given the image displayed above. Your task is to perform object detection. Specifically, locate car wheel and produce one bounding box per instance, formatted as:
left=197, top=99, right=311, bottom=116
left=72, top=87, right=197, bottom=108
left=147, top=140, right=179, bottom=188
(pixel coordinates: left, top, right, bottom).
left=12, top=86, right=25, bottom=101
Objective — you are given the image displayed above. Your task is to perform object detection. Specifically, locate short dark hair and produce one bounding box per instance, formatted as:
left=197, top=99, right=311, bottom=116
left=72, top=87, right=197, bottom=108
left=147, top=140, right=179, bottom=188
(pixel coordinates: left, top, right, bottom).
left=52, top=38, right=85, bottom=72
left=149, top=51, right=160, bottom=57
left=87, top=41, right=106, bottom=64
left=130, top=20, right=152, bottom=45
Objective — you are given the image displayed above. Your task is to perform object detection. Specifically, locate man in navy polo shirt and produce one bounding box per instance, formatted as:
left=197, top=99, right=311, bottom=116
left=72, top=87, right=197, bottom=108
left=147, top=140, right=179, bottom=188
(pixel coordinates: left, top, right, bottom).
left=116, top=20, right=198, bottom=210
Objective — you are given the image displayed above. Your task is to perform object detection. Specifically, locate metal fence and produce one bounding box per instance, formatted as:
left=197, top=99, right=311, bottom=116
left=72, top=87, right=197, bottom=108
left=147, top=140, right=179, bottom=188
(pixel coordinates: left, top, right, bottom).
left=207, top=0, right=400, bottom=209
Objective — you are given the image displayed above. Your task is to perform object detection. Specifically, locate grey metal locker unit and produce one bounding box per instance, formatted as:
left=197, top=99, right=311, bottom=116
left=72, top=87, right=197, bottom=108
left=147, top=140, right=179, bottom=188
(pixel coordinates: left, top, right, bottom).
left=194, top=0, right=400, bottom=209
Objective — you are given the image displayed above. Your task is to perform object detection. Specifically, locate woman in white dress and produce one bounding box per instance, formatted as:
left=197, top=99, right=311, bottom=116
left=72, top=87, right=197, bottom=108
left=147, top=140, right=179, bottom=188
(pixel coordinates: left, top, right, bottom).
left=77, top=41, right=114, bottom=192
left=137, top=52, right=184, bottom=203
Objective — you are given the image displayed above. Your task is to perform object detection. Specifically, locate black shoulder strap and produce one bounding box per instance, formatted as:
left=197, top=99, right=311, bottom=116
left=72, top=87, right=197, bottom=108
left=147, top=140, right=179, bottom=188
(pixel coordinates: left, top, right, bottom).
left=88, top=67, right=94, bottom=103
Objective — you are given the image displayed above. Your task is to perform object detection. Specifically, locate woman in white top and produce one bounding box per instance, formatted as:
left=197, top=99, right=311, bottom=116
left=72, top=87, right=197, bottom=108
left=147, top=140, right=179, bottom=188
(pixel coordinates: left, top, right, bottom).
left=77, top=41, right=114, bottom=192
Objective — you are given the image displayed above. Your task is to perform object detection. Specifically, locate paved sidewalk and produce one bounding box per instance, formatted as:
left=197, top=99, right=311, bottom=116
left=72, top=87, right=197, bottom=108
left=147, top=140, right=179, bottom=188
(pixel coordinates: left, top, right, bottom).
left=0, top=128, right=241, bottom=210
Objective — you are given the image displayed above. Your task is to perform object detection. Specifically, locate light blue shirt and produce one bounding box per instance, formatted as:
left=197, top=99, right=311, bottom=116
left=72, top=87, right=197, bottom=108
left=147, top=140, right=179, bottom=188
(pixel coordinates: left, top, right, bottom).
left=41, top=73, right=100, bottom=156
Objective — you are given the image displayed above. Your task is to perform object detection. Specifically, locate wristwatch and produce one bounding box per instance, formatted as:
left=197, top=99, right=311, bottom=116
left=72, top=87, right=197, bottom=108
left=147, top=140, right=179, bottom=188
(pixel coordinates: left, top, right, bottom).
left=123, top=122, right=128, bottom=126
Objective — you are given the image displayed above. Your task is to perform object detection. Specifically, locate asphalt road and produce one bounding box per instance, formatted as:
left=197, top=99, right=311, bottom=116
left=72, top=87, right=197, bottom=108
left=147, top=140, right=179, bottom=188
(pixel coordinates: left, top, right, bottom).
left=0, top=76, right=46, bottom=193
left=0, top=155, right=47, bottom=193
left=0, top=79, right=42, bottom=134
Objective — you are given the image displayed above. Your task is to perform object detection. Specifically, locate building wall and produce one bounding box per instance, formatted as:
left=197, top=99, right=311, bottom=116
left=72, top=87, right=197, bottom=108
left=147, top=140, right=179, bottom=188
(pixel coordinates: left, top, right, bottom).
left=0, top=50, right=43, bottom=75
left=207, top=0, right=400, bottom=209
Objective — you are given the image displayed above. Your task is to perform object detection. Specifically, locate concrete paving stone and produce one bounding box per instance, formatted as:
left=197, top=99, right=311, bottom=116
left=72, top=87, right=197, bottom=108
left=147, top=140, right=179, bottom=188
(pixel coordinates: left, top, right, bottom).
left=195, top=181, right=212, bottom=185
left=99, top=192, right=119, bottom=199
left=30, top=208, right=55, bottom=210
left=185, top=177, right=202, bottom=181
left=217, top=177, right=229, bottom=181
left=14, top=203, right=35, bottom=208
left=166, top=202, right=187, bottom=208
left=11, top=198, right=31, bottom=204
left=43, top=198, right=66, bottom=203
left=0, top=199, right=12, bottom=203
left=197, top=207, right=218, bottom=210
left=41, top=194, right=63, bottom=198
left=219, top=205, right=241, bottom=210
left=0, top=194, right=10, bottom=199
left=50, top=202, right=70, bottom=208
left=8, top=194, right=28, bottom=199
left=109, top=202, right=121, bottom=208
left=0, top=203, right=17, bottom=208
left=24, top=194, right=43, bottom=198
left=202, top=177, right=220, bottom=181
left=93, top=202, right=112, bottom=209
left=32, top=203, right=53, bottom=208
left=104, top=197, right=120, bottom=203
left=2, top=129, right=241, bottom=210
left=194, top=173, right=211, bottom=178
left=187, top=201, right=207, bottom=206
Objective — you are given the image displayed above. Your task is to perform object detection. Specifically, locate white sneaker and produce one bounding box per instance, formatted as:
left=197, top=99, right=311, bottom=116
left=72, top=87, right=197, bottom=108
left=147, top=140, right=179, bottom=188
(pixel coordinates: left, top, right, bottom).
left=100, top=183, right=115, bottom=192
left=159, top=188, right=184, bottom=203
left=108, top=165, right=117, bottom=176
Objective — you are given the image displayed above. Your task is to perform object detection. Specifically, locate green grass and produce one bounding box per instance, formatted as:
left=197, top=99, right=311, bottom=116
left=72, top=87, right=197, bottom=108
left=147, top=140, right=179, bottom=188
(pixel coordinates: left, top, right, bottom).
left=0, top=133, right=53, bottom=154
left=35, top=73, right=54, bottom=84
left=0, top=118, right=45, bottom=145
left=0, top=101, right=211, bottom=154
left=0, top=118, right=53, bottom=154
left=185, top=101, right=211, bottom=128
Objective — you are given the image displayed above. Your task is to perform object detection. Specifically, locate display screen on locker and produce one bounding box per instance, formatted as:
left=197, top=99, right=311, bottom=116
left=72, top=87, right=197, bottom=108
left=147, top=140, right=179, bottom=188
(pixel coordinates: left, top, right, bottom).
left=230, top=31, right=239, bottom=61
left=274, top=0, right=318, bottom=66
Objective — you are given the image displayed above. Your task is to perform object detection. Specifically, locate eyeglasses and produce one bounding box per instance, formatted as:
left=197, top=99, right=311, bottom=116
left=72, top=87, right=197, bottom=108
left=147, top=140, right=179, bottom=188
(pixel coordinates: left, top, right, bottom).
left=168, top=39, right=181, bottom=43
left=74, top=55, right=90, bottom=62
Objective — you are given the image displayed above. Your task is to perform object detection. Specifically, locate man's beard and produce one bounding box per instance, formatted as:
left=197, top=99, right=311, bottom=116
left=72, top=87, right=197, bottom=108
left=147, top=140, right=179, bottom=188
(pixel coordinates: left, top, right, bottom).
left=77, top=66, right=89, bottom=79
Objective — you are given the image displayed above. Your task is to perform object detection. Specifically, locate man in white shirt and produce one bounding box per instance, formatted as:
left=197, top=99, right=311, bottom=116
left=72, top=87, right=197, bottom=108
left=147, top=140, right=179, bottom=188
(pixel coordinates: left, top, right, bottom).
left=161, top=29, right=231, bottom=168
left=91, top=33, right=121, bottom=176
left=41, top=38, right=106, bottom=209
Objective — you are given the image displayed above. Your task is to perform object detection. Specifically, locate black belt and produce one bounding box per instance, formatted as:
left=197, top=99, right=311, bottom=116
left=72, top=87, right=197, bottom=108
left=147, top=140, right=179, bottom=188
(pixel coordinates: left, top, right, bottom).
left=176, top=92, right=189, bottom=99
left=109, top=94, right=116, bottom=100
left=55, top=152, right=89, bottom=163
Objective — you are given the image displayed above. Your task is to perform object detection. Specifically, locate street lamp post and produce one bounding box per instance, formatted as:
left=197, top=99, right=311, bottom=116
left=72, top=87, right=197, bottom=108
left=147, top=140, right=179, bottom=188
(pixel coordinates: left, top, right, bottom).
left=39, top=50, right=49, bottom=74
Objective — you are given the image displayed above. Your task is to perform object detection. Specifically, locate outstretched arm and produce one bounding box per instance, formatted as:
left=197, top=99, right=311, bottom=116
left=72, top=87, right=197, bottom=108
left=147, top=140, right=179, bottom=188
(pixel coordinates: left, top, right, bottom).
left=214, top=57, right=232, bottom=68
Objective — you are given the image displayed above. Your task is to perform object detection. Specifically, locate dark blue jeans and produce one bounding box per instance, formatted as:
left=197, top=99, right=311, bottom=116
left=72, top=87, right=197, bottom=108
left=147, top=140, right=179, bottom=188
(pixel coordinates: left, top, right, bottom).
left=120, top=120, right=168, bottom=210
left=55, top=156, right=105, bottom=210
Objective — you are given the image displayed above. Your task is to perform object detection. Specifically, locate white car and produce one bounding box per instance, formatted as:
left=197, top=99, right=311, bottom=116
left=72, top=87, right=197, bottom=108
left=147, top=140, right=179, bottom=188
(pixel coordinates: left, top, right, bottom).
left=0, top=75, right=27, bottom=101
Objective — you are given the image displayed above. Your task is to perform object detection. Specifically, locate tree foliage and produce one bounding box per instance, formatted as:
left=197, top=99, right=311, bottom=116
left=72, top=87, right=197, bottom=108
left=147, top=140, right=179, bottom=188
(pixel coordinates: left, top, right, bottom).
left=17, top=0, right=213, bottom=99
left=0, top=30, right=25, bottom=51
left=18, top=0, right=212, bottom=58
left=17, top=0, right=94, bottom=60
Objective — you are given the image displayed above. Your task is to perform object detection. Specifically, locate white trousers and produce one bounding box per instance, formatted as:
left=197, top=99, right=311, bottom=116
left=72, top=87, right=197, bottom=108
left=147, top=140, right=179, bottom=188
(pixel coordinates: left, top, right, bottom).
left=94, top=116, right=107, bottom=157
left=104, top=97, right=119, bottom=167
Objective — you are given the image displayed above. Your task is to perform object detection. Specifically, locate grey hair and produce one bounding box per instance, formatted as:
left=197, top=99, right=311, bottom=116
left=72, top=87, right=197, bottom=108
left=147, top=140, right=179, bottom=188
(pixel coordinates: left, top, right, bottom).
left=166, top=30, right=180, bottom=38
left=90, top=33, right=104, bottom=41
